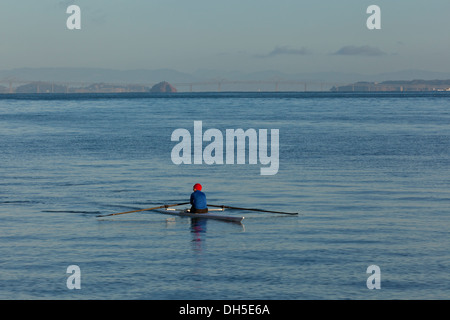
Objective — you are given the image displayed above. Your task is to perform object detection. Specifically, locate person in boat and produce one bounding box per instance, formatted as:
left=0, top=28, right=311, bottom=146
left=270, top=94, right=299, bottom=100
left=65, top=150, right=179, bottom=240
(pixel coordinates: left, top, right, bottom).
left=190, top=183, right=208, bottom=213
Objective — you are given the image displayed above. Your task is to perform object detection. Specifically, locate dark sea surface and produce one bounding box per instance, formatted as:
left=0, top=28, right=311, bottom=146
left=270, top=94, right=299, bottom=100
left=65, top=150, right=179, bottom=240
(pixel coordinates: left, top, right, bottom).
left=0, top=92, right=449, bottom=299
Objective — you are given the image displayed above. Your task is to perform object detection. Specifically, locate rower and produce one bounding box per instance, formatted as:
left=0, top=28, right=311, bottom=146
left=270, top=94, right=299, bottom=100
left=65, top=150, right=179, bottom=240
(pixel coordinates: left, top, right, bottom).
left=190, top=183, right=208, bottom=213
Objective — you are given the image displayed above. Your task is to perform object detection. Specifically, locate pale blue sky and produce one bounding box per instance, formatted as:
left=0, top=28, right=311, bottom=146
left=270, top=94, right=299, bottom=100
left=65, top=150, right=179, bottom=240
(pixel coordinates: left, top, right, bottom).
left=1, top=0, right=449, bottom=74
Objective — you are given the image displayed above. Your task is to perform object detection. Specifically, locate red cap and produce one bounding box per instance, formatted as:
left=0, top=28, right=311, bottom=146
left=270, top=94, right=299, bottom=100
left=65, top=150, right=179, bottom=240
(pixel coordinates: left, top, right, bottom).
left=193, top=183, right=202, bottom=191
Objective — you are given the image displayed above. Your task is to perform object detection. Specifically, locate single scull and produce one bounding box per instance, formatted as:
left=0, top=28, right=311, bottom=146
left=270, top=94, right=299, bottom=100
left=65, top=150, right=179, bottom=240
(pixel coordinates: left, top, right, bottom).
left=153, top=207, right=244, bottom=223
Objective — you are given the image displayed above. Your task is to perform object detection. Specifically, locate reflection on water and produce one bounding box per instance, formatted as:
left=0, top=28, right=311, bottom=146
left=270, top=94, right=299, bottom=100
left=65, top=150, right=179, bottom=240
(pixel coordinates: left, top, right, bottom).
left=190, top=218, right=207, bottom=252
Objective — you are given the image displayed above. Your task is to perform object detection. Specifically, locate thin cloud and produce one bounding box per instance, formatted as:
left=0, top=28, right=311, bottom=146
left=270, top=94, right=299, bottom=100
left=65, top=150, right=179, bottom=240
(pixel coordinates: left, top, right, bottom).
left=255, top=46, right=310, bottom=58
left=332, top=45, right=386, bottom=56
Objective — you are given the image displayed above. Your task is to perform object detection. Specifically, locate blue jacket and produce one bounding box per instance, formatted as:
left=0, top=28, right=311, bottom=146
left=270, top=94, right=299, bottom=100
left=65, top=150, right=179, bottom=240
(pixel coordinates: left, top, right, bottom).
left=190, top=190, right=207, bottom=209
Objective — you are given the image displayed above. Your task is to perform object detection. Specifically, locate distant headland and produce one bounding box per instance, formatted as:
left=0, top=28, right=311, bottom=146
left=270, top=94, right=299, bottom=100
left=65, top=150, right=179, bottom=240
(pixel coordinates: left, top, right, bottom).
left=331, top=79, right=450, bottom=92
left=0, top=81, right=177, bottom=94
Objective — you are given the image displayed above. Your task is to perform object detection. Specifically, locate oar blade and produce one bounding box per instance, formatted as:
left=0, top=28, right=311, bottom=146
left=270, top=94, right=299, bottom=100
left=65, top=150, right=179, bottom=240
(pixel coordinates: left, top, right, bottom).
left=208, top=204, right=299, bottom=215
left=97, top=202, right=190, bottom=218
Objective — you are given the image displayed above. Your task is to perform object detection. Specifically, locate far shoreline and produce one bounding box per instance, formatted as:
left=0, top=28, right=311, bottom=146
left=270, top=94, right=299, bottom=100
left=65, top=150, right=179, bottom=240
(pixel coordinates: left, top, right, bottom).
left=1, top=91, right=449, bottom=101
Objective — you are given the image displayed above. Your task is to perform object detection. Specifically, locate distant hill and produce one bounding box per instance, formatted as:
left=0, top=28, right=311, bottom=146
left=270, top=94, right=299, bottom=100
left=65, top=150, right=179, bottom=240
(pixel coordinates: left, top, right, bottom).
left=15, top=81, right=68, bottom=93
left=150, top=81, right=177, bottom=93
left=331, top=79, right=450, bottom=92
left=1, top=80, right=178, bottom=94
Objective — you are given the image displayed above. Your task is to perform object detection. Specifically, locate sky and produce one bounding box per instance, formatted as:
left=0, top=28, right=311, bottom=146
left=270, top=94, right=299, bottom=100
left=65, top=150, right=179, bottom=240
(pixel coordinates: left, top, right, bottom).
left=1, top=0, right=450, bottom=75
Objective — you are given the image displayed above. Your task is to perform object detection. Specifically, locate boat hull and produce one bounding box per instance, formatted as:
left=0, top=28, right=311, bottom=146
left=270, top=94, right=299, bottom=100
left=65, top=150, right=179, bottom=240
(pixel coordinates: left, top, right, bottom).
left=153, top=208, right=244, bottom=223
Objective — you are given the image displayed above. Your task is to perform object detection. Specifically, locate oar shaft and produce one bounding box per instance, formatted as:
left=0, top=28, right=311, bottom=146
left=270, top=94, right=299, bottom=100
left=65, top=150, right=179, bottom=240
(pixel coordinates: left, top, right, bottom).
left=97, top=202, right=189, bottom=218
left=208, top=204, right=298, bottom=215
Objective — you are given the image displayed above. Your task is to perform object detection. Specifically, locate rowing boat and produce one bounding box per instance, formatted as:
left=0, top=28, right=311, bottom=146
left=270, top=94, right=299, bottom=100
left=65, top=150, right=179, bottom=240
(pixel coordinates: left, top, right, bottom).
left=153, top=207, right=244, bottom=223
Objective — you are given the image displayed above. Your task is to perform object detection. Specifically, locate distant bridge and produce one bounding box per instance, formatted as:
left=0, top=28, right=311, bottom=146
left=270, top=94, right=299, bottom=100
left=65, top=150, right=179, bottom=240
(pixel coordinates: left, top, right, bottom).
left=172, top=80, right=345, bottom=92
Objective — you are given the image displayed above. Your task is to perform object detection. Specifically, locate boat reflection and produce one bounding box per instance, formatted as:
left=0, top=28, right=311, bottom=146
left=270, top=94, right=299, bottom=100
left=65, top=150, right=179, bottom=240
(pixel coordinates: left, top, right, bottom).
left=190, top=218, right=207, bottom=252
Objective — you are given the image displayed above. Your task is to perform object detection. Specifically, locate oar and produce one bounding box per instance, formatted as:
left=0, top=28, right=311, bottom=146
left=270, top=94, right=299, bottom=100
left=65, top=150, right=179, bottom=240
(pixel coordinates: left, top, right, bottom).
left=96, top=202, right=190, bottom=218
left=208, top=204, right=298, bottom=215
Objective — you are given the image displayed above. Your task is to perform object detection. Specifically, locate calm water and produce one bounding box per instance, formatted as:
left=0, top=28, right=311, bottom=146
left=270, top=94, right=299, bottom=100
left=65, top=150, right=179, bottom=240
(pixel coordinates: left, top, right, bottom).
left=0, top=92, right=449, bottom=300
